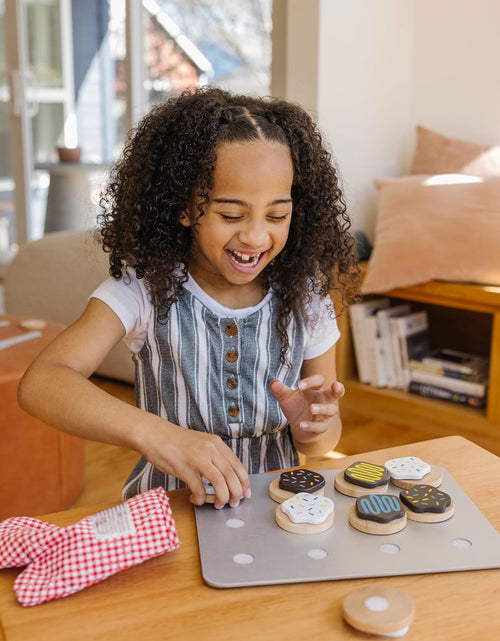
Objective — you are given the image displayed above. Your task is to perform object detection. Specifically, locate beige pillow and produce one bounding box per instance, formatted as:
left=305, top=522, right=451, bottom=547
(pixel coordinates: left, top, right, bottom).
left=410, top=125, right=500, bottom=175
left=362, top=174, right=500, bottom=294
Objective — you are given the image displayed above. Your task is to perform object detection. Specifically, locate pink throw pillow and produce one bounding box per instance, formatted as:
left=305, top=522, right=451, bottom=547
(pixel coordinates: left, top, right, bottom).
left=410, top=125, right=500, bottom=176
left=362, top=174, right=500, bottom=294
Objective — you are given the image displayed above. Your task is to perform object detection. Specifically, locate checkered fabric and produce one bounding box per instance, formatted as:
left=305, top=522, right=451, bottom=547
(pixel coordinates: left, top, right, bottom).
left=12, top=487, right=180, bottom=607
left=0, top=517, right=64, bottom=568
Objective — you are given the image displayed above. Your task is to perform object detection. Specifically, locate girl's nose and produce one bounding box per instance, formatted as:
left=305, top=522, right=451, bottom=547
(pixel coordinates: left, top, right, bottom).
left=238, top=221, right=269, bottom=247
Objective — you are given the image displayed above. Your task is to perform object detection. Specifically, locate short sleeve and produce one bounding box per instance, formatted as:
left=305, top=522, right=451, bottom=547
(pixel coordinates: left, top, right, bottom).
left=303, top=294, right=340, bottom=361
left=90, top=272, right=152, bottom=353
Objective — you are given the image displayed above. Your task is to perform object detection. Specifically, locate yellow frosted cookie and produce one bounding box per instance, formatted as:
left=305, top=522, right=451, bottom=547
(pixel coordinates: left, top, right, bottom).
left=335, top=461, right=390, bottom=497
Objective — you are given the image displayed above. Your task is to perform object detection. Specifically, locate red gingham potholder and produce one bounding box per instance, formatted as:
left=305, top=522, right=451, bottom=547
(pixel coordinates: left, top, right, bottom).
left=0, top=517, right=64, bottom=568
left=13, top=487, right=180, bottom=606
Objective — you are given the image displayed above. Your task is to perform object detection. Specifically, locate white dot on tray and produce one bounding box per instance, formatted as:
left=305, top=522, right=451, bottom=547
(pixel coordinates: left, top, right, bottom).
left=452, top=538, right=472, bottom=549
left=379, top=543, right=400, bottom=555
left=226, top=518, right=245, bottom=528
left=233, top=553, right=254, bottom=565
left=364, top=596, right=390, bottom=612
left=307, top=548, right=328, bottom=560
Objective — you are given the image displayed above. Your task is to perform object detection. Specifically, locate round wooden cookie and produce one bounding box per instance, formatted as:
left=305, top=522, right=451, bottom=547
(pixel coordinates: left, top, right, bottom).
left=269, top=477, right=324, bottom=503
left=201, top=478, right=216, bottom=504
left=275, top=503, right=334, bottom=534
left=19, top=318, right=47, bottom=331
left=342, top=584, right=415, bottom=636
left=348, top=505, right=407, bottom=535
left=334, top=470, right=389, bottom=498
left=405, top=501, right=455, bottom=523
left=390, top=466, right=443, bottom=489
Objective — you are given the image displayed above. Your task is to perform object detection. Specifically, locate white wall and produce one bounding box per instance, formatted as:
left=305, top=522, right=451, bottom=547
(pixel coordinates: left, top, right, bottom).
left=317, top=0, right=414, bottom=237
left=281, top=0, right=500, bottom=240
left=413, top=0, right=500, bottom=144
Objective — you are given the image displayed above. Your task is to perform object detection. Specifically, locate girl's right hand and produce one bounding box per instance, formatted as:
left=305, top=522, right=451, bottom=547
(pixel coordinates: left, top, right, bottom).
left=141, top=420, right=251, bottom=509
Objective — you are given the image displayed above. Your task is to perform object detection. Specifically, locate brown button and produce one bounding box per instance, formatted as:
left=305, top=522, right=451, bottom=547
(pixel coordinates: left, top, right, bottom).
left=226, top=348, right=238, bottom=362
left=226, top=376, right=238, bottom=390
left=228, top=404, right=240, bottom=417
left=225, top=323, right=238, bottom=337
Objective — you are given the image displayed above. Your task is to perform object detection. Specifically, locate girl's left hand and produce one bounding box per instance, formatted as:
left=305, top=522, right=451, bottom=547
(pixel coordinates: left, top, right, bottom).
left=269, top=376, right=345, bottom=444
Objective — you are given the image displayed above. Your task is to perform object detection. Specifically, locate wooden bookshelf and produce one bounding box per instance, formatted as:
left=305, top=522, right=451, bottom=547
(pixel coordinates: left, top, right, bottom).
left=336, top=278, right=500, bottom=455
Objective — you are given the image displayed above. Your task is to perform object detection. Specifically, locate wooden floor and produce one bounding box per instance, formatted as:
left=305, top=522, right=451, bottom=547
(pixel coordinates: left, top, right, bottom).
left=70, top=376, right=436, bottom=509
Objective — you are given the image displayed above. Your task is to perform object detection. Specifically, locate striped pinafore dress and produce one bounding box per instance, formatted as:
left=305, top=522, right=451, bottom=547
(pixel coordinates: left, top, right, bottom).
left=122, top=287, right=306, bottom=498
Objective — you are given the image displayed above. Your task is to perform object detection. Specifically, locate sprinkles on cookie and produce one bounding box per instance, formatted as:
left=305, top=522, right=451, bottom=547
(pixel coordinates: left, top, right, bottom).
left=400, top=485, right=451, bottom=513
left=279, top=469, right=326, bottom=493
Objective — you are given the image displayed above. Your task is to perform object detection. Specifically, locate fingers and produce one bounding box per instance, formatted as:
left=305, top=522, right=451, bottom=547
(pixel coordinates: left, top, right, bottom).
left=269, top=378, right=293, bottom=403
left=184, top=436, right=251, bottom=510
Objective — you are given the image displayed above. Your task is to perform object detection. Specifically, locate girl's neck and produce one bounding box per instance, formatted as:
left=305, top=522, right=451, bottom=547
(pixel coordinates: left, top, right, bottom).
left=188, top=269, right=267, bottom=310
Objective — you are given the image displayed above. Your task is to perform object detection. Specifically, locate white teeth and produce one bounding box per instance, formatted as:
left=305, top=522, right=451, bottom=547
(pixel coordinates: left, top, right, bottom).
left=230, top=250, right=261, bottom=266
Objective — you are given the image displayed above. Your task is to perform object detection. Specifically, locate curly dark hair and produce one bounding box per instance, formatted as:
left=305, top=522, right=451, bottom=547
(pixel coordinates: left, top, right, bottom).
left=98, top=86, right=360, bottom=360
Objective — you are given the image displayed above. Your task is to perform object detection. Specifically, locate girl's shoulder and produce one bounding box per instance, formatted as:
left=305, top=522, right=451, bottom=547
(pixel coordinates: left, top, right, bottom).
left=90, top=269, right=153, bottom=351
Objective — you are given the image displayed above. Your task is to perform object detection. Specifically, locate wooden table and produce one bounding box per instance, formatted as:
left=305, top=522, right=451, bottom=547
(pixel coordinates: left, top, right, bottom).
left=0, top=436, right=499, bottom=640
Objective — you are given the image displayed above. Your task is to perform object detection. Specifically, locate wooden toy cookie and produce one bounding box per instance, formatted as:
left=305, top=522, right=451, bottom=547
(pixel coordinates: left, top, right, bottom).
left=342, top=584, right=415, bottom=637
left=275, top=492, right=334, bottom=534
left=335, top=461, right=390, bottom=497
left=269, top=469, right=325, bottom=503
left=349, top=494, right=407, bottom=535
left=202, top=477, right=216, bottom=504
left=399, top=485, right=455, bottom=522
left=385, top=456, right=443, bottom=489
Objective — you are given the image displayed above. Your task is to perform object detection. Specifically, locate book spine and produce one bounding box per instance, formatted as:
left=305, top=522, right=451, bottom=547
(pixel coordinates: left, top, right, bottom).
left=408, top=381, right=486, bottom=409
left=409, top=360, right=483, bottom=382
left=409, top=369, right=486, bottom=396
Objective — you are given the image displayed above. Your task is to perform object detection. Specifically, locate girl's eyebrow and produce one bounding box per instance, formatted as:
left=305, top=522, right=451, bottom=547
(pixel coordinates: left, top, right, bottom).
left=211, top=198, right=292, bottom=206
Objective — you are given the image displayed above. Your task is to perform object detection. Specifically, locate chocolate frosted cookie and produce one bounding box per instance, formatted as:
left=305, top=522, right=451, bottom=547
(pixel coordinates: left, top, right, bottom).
left=400, top=485, right=454, bottom=522
left=349, top=494, right=407, bottom=535
left=335, top=461, right=389, bottom=498
left=279, top=469, right=325, bottom=493
left=269, top=469, right=325, bottom=503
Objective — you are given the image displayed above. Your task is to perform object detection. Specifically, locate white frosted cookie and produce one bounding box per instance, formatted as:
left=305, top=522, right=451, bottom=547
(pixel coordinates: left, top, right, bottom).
left=385, top=456, right=430, bottom=480
left=385, top=457, right=443, bottom=489
left=343, top=584, right=415, bottom=637
left=335, top=461, right=390, bottom=498
left=269, top=469, right=325, bottom=503
left=399, top=485, right=455, bottom=523
left=348, top=494, right=407, bottom=535
left=275, top=492, right=334, bottom=534
left=202, top=477, right=216, bottom=504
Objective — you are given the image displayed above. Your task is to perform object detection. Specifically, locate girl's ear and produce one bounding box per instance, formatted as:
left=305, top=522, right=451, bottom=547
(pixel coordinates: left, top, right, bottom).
left=179, top=211, right=192, bottom=227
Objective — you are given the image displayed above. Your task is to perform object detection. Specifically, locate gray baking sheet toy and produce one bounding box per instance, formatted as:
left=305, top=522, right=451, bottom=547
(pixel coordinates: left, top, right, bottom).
left=194, top=468, right=500, bottom=588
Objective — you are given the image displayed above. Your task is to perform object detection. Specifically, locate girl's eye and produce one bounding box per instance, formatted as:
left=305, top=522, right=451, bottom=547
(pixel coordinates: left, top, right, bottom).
left=268, top=214, right=290, bottom=222
left=220, top=214, right=242, bottom=221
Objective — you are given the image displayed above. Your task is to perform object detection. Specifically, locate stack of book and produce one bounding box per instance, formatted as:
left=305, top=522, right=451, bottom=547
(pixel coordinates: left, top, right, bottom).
left=408, top=348, right=489, bottom=408
left=348, top=298, right=490, bottom=409
left=349, top=299, right=430, bottom=389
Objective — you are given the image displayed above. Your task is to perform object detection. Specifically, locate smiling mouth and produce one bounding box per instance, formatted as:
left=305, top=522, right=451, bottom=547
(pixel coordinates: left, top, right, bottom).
left=227, top=249, right=264, bottom=268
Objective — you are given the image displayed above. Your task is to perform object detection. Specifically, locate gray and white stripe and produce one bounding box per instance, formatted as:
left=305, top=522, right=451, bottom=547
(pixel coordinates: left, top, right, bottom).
left=123, top=290, right=304, bottom=498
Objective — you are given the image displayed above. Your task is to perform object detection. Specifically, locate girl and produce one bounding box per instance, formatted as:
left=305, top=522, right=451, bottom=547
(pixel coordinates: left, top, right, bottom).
left=18, top=87, right=359, bottom=509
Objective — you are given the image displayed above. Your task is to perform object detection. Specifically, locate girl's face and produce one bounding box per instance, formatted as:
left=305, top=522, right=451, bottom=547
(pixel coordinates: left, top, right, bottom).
left=182, top=139, right=293, bottom=305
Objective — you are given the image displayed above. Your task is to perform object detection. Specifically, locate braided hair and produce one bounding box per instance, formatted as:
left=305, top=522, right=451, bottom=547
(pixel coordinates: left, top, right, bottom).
left=98, top=87, right=360, bottom=360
